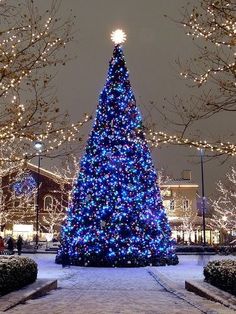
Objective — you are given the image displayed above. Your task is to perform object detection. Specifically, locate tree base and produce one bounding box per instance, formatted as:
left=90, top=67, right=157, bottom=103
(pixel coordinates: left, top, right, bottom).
left=55, top=252, right=179, bottom=267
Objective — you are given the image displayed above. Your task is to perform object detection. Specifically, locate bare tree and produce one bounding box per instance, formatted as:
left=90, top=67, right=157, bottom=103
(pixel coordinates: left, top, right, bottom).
left=41, top=199, right=65, bottom=239
left=150, top=0, right=236, bottom=156
left=40, top=155, right=79, bottom=237
left=176, top=0, right=235, bottom=133
left=209, top=167, right=236, bottom=239
left=0, top=0, right=90, bottom=168
left=178, top=199, right=198, bottom=244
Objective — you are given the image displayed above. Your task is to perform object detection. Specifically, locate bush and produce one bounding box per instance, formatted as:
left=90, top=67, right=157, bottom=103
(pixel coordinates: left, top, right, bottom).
left=0, top=256, right=38, bottom=296
left=204, top=260, right=236, bottom=296
left=175, top=245, right=216, bottom=253
left=217, top=246, right=236, bottom=255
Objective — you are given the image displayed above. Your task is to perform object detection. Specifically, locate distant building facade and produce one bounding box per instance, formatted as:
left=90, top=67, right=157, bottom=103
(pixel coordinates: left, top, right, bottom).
left=162, top=170, right=218, bottom=244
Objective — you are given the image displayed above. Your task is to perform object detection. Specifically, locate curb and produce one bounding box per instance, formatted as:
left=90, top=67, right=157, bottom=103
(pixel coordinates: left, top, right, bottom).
left=147, top=267, right=235, bottom=314
left=0, top=279, right=57, bottom=312
left=185, top=280, right=236, bottom=312
left=147, top=268, right=215, bottom=314
left=176, top=252, right=216, bottom=255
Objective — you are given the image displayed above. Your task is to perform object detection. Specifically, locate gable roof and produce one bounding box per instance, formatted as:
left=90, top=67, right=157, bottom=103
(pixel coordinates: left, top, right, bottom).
left=26, top=163, right=62, bottom=182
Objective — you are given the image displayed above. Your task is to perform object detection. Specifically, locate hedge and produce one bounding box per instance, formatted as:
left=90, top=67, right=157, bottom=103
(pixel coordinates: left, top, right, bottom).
left=175, top=245, right=216, bottom=253
left=204, top=260, right=236, bottom=296
left=0, top=256, right=38, bottom=296
left=217, top=246, right=236, bottom=255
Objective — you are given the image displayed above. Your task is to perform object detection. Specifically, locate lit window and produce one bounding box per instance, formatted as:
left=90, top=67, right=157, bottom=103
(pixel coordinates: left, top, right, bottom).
left=44, top=195, right=53, bottom=211
left=162, top=189, right=172, bottom=197
left=163, top=200, right=170, bottom=211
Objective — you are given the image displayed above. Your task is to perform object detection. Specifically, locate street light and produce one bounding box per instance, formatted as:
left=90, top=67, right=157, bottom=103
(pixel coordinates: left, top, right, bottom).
left=33, top=140, right=44, bottom=248
left=200, top=148, right=206, bottom=246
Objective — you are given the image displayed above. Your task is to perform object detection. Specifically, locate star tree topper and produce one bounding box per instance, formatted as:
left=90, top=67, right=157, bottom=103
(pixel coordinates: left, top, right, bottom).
left=111, top=29, right=127, bottom=45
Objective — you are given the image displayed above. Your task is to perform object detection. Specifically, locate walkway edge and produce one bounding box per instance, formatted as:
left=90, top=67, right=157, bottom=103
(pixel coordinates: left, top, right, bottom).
left=147, top=268, right=218, bottom=314
left=185, top=280, right=236, bottom=312
left=0, top=279, right=57, bottom=312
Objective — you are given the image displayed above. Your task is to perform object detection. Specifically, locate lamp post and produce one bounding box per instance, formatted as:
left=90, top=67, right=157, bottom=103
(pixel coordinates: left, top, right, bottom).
left=200, top=148, right=206, bottom=246
left=222, top=215, right=228, bottom=244
left=34, top=141, right=43, bottom=248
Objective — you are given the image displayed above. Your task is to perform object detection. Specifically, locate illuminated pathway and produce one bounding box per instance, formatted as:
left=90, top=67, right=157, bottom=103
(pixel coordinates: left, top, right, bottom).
left=7, top=254, right=234, bottom=314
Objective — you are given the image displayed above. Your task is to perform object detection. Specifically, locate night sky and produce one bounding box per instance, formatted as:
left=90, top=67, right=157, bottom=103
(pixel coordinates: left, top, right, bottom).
left=39, top=0, right=235, bottom=196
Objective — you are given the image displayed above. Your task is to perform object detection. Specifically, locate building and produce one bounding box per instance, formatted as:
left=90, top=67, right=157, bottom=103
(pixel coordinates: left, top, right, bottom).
left=0, top=166, right=218, bottom=244
left=0, top=163, right=69, bottom=241
left=162, top=170, right=219, bottom=244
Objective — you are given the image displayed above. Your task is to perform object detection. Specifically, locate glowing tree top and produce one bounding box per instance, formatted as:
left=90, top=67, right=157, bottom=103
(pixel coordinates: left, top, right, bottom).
left=110, top=29, right=127, bottom=45
left=56, top=30, right=178, bottom=267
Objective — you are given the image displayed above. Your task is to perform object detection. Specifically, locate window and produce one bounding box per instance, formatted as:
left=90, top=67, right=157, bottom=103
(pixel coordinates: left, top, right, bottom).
left=163, top=200, right=175, bottom=211
left=183, top=199, right=189, bottom=210
left=44, top=195, right=53, bottom=211
left=170, top=200, right=175, bottom=211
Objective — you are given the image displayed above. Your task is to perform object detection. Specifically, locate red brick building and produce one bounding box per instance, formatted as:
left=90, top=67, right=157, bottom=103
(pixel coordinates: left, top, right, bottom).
left=0, top=163, right=70, bottom=241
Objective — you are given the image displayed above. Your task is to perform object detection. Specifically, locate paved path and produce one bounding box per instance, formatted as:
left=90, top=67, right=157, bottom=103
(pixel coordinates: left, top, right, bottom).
left=6, top=254, right=236, bottom=314
left=8, top=267, right=203, bottom=314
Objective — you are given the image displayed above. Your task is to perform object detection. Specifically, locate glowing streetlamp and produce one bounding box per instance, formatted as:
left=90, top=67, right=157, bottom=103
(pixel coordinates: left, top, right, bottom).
left=200, top=148, right=206, bottom=246
left=33, top=140, right=44, bottom=248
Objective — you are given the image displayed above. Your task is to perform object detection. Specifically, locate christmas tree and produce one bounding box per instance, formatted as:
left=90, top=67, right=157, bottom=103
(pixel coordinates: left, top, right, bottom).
left=56, top=30, right=178, bottom=267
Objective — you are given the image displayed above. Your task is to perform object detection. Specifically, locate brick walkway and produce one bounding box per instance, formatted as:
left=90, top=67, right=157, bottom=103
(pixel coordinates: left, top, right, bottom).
left=4, top=254, right=235, bottom=314
left=4, top=266, right=230, bottom=314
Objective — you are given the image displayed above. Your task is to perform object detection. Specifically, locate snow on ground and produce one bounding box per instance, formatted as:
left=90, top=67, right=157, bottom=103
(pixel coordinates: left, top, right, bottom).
left=6, top=254, right=236, bottom=314
left=156, top=254, right=236, bottom=289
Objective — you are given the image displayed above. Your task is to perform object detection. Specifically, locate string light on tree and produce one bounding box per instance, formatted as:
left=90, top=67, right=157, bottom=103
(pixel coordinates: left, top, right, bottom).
left=146, top=129, right=236, bottom=156
left=0, top=2, right=90, bottom=167
left=209, top=167, right=236, bottom=234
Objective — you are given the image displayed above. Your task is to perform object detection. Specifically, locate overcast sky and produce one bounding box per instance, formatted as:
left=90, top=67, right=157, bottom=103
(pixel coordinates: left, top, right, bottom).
left=38, top=0, right=235, bottom=196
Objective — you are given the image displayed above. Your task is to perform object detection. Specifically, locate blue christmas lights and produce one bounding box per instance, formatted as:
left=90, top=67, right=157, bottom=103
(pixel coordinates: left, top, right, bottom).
left=12, top=173, right=37, bottom=197
left=56, top=45, right=178, bottom=267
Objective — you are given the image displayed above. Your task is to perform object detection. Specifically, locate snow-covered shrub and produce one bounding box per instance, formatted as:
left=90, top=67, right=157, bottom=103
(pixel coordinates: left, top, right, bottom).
left=204, top=260, right=236, bottom=295
left=0, top=256, right=37, bottom=296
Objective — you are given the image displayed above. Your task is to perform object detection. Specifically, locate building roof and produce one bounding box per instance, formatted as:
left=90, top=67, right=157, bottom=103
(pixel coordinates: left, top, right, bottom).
left=27, top=163, right=62, bottom=182
left=26, top=164, right=199, bottom=188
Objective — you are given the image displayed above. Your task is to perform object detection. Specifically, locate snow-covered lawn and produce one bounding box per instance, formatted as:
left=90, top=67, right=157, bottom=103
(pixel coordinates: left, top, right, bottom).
left=24, top=253, right=236, bottom=286
left=155, top=254, right=236, bottom=289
